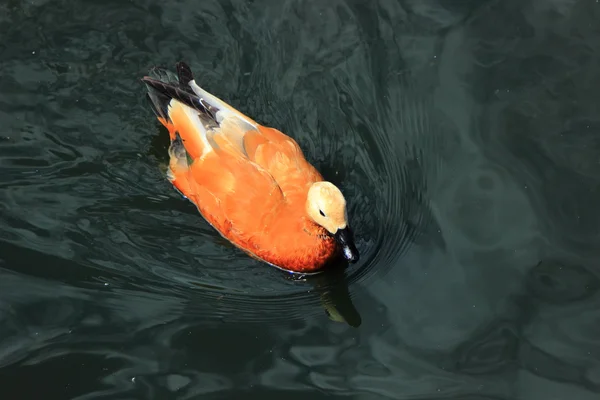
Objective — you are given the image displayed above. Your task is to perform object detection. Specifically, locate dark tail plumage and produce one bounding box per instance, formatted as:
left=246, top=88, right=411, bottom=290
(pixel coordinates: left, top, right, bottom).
left=141, top=61, right=218, bottom=123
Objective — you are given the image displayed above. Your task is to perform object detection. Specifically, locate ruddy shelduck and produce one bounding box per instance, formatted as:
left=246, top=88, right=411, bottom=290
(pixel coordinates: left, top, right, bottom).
left=142, top=62, right=359, bottom=273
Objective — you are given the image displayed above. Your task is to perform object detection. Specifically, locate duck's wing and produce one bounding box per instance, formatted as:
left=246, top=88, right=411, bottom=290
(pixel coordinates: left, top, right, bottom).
left=142, top=62, right=285, bottom=233
left=242, top=125, right=323, bottom=194
left=143, top=63, right=218, bottom=160
left=174, top=62, right=260, bottom=157
left=173, top=63, right=320, bottom=180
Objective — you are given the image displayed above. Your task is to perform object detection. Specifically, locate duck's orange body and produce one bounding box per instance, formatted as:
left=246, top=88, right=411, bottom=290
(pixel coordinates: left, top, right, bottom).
left=142, top=62, right=348, bottom=273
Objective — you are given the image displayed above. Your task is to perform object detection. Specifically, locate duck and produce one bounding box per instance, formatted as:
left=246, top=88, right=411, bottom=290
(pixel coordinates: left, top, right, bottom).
left=141, top=61, right=359, bottom=273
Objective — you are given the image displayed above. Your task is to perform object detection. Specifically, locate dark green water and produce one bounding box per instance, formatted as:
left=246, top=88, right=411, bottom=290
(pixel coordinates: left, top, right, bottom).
left=2, top=0, right=600, bottom=398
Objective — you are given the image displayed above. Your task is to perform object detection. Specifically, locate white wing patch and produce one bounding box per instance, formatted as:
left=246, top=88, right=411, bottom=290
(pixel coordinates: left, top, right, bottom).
left=188, top=80, right=258, bottom=133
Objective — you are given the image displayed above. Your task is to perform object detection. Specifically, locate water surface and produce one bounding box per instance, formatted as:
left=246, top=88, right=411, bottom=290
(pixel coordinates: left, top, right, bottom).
left=1, top=0, right=600, bottom=398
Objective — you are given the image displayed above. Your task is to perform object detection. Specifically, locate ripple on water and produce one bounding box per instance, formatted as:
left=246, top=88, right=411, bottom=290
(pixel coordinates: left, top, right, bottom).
left=0, top=0, right=448, bottom=328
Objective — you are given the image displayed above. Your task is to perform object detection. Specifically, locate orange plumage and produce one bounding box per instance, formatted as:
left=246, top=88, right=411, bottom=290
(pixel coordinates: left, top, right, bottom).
left=142, top=62, right=358, bottom=273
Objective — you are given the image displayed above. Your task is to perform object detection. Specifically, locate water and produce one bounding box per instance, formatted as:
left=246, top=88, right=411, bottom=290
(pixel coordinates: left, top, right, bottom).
left=1, top=0, right=600, bottom=398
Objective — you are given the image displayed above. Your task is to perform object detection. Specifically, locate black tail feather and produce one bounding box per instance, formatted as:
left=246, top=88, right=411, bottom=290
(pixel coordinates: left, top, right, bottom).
left=143, top=65, right=182, bottom=121
left=142, top=76, right=210, bottom=118
left=176, top=61, right=195, bottom=86
left=142, top=62, right=219, bottom=125
left=146, top=92, right=169, bottom=120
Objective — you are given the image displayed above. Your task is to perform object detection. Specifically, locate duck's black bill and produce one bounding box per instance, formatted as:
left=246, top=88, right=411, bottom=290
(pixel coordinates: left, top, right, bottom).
left=334, top=227, right=359, bottom=263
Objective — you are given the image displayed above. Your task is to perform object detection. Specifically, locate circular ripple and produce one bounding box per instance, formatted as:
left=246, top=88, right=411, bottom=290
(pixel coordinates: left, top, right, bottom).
left=108, top=83, right=440, bottom=323
left=0, top=0, right=445, bottom=326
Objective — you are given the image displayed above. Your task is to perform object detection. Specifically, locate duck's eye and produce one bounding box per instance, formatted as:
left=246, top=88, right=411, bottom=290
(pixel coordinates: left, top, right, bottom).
left=319, top=209, right=326, bottom=217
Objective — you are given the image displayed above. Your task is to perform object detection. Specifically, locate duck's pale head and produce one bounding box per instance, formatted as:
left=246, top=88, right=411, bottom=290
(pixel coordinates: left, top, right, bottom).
left=306, top=181, right=359, bottom=263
